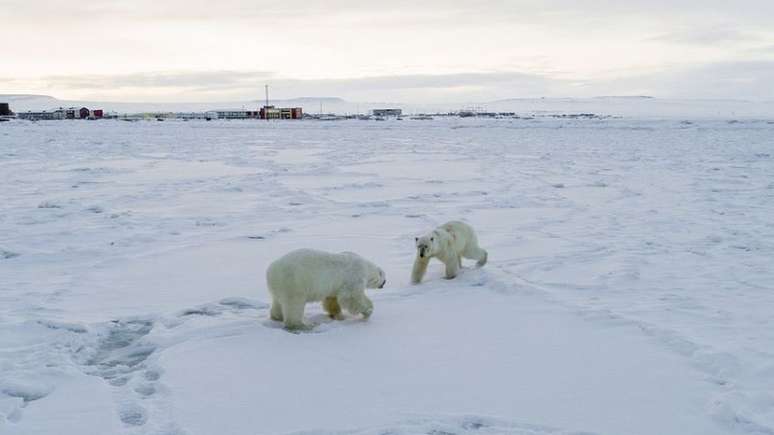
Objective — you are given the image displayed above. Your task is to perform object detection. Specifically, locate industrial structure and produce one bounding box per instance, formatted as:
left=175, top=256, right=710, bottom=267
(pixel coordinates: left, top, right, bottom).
left=176, top=111, right=219, bottom=121
left=372, top=108, right=402, bottom=117
left=215, top=110, right=260, bottom=120
left=259, top=85, right=303, bottom=119
left=259, top=106, right=303, bottom=119
left=9, top=85, right=300, bottom=122
left=17, top=110, right=65, bottom=121
left=17, top=107, right=104, bottom=121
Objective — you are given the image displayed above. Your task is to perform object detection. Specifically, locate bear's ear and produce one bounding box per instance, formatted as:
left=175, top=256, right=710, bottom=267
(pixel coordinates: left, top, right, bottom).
left=414, top=237, right=418, bottom=242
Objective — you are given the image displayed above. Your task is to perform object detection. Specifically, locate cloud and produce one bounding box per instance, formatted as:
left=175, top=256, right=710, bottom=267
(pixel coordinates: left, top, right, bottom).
left=299, top=72, right=552, bottom=91
left=3, top=70, right=558, bottom=103
left=274, top=72, right=560, bottom=103
left=40, top=71, right=273, bottom=90
left=5, top=1, right=774, bottom=97
left=648, top=26, right=761, bottom=45
left=6, top=61, right=774, bottom=103
left=599, top=61, right=774, bottom=100
left=750, top=44, right=774, bottom=54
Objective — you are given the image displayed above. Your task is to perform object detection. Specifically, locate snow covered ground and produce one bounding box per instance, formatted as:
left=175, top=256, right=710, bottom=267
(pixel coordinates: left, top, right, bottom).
left=1, top=116, right=773, bottom=435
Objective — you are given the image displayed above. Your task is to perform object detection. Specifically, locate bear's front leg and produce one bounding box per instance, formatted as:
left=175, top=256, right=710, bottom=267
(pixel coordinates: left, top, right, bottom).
left=360, top=296, right=374, bottom=319
left=444, top=253, right=460, bottom=279
left=411, top=256, right=430, bottom=284
left=340, top=291, right=373, bottom=319
left=270, top=298, right=283, bottom=321
left=281, top=298, right=309, bottom=331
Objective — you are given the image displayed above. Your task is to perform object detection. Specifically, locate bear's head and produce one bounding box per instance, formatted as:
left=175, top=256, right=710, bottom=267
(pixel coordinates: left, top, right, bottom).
left=415, top=232, right=441, bottom=259
left=345, top=252, right=386, bottom=289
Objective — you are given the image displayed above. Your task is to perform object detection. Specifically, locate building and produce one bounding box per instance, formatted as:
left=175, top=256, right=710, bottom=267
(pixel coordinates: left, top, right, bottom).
left=286, top=107, right=302, bottom=119
left=259, top=106, right=302, bottom=120
left=58, top=107, right=90, bottom=119
left=176, top=111, right=219, bottom=121
left=214, top=110, right=259, bottom=120
left=17, top=110, right=66, bottom=121
left=260, top=106, right=280, bottom=119
left=16, top=106, right=104, bottom=121
left=371, top=108, right=402, bottom=117
left=0, top=103, right=12, bottom=116
left=60, top=107, right=85, bottom=119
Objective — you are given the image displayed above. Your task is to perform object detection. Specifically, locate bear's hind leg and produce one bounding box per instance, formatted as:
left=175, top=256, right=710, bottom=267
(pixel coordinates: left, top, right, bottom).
left=270, top=298, right=283, bottom=321
left=477, top=249, right=488, bottom=267
left=463, top=245, right=488, bottom=267
left=323, top=296, right=344, bottom=320
left=444, top=253, right=460, bottom=279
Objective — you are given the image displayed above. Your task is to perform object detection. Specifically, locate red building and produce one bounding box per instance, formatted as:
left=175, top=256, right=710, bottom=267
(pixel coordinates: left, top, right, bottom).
left=92, top=109, right=104, bottom=118
left=259, top=106, right=302, bottom=120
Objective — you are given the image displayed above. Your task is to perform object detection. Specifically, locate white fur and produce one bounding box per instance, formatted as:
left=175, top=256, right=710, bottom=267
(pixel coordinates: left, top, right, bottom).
left=411, top=221, right=488, bottom=284
left=266, top=249, right=386, bottom=330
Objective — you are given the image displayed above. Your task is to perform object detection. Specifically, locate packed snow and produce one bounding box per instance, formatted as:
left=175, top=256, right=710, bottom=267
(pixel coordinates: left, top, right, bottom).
left=1, top=115, right=773, bottom=435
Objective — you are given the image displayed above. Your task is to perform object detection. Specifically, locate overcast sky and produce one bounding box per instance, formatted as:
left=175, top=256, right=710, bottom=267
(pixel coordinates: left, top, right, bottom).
left=2, top=0, right=773, bottom=102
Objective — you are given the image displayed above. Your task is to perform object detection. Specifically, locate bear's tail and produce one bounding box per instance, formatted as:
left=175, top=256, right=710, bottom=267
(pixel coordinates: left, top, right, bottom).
left=476, top=249, right=488, bottom=267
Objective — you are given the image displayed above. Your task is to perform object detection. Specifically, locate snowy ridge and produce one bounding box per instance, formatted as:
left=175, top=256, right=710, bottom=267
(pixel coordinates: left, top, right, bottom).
left=1, top=117, right=773, bottom=434
left=284, top=414, right=593, bottom=435
left=498, top=269, right=774, bottom=435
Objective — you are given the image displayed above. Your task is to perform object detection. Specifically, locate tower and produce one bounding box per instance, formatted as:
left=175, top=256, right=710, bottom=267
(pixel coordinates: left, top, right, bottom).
left=265, top=85, right=269, bottom=121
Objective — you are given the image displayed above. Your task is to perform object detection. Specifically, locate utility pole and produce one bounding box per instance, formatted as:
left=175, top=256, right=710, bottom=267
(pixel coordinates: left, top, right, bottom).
left=264, top=84, right=269, bottom=121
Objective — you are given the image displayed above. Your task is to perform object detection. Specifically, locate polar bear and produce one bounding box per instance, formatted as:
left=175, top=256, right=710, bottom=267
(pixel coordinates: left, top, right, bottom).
left=266, top=249, right=386, bottom=330
left=411, top=221, right=487, bottom=284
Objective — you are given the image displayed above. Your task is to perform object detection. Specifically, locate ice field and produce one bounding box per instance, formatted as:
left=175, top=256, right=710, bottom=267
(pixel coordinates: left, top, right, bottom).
left=1, top=115, right=773, bottom=435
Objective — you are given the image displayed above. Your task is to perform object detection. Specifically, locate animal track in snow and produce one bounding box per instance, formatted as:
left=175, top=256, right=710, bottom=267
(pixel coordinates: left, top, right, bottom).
left=282, top=414, right=585, bottom=435
left=0, top=249, right=20, bottom=260
left=75, top=319, right=159, bottom=426
left=118, top=402, right=148, bottom=426
left=177, top=298, right=267, bottom=317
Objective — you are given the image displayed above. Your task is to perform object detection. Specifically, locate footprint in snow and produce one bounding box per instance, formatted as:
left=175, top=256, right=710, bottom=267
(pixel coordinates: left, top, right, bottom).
left=77, top=319, right=157, bottom=390
left=284, top=414, right=582, bottom=434
left=118, top=402, right=147, bottom=426
left=177, top=298, right=268, bottom=318
left=0, top=249, right=20, bottom=260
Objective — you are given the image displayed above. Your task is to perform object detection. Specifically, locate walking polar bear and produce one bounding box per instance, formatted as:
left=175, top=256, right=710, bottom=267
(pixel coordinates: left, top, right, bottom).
left=411, top=221, right=487, bottom=284
left=266, top=249, right=386, bottom=330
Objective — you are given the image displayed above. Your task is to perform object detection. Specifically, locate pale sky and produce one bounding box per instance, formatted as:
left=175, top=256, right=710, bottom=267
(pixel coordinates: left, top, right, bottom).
left=2, top=0, right=774, bottom=102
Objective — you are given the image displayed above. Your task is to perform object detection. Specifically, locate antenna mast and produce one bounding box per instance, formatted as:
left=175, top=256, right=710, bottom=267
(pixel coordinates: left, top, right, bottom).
left=264, top=85, right=269, bottom=121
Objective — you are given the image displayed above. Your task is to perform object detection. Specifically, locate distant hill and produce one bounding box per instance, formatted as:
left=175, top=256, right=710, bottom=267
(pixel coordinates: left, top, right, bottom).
left=0, top=94, right=61, bottom=109
left=253, top=97, right=347, bottom=104
left=592, top=95, right=655, bottom=99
